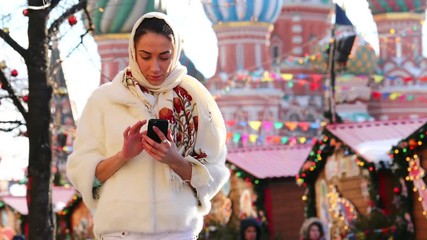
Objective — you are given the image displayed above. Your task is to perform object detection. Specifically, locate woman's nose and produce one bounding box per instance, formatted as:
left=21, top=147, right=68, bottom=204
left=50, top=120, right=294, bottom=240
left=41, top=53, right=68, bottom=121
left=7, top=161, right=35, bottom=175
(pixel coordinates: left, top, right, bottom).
left=150, top=59, right=160, bottom=72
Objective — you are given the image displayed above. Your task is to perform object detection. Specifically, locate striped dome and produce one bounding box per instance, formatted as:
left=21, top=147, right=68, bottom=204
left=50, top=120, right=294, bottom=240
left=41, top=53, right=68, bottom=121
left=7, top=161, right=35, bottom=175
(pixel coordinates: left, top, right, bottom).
left=283, top=0, right=332, bottom=7
left=202, top=0, right=282, bottom=24
left=88, top=0, right=164, bottom=34
left=367, top=0, right=426, bottom=15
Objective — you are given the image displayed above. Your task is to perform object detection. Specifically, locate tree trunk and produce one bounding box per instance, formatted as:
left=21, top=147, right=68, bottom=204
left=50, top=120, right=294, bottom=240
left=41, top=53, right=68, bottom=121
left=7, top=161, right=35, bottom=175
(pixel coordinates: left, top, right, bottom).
left=26, top=1, right=54, bottom=239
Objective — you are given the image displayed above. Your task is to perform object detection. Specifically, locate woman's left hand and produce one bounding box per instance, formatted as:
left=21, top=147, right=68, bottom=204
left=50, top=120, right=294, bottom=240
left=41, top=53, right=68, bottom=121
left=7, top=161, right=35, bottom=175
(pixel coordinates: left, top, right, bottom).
left=142, top=127, right=183, bottom=166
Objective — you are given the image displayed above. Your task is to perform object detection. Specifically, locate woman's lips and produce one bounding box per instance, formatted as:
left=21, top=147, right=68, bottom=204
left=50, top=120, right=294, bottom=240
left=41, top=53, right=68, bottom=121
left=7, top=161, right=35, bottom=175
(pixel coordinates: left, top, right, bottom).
left=149, top=75, right=162, bottom=81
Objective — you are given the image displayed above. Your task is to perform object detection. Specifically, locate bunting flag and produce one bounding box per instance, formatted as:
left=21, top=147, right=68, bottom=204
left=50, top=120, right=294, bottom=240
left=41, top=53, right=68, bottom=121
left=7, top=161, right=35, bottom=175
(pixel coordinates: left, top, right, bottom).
left=224, top=120, right=325, bottom=147
left=262, top=121, right=273, bottom=132
left=370, top=91, right=427, bottom=102
left=226, top=134, right=316, bottom=146
left=248, top=121, right=262, bottom=131
left=226, top=120, right=326, bottom=132
left=285, top=122, right=298, bottom=131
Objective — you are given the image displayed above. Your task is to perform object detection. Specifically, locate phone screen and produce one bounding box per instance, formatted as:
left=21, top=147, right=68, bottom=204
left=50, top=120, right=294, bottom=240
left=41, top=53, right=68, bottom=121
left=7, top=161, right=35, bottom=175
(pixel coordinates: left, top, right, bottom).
left=147, top=119, right=169, bottom=143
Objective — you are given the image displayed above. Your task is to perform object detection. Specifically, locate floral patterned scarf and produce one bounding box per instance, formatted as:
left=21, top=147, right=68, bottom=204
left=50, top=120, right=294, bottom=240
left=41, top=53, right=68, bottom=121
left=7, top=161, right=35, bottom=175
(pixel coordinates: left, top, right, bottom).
left=123, top=69, right=206, bottom=160
left=122, top=70, right=211, bottom=190
left=122, top=12, right=214, bottom=190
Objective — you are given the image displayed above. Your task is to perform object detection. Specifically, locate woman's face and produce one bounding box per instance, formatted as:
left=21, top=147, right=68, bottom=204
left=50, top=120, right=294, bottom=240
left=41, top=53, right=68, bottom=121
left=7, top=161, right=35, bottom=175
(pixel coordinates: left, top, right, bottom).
left=135, top=32, right=174, bottom=85
left=308, top=224, right=321, bottom=240
left=244, top=226, right=257, bottom=240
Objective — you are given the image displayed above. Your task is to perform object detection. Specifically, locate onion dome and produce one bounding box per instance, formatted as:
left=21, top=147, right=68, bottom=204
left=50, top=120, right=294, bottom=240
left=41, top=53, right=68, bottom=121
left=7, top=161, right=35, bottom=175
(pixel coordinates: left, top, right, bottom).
left=346, top=40, right=378, bottom=74
left=283, top=0, right=332, bottom=7
left=202, top=0, right=283, bottom=24
left=367, top=0, right=426, bottom=15
left=310, top=36, right=378, bottom=75
left=88, top=0, right=165, bottom=35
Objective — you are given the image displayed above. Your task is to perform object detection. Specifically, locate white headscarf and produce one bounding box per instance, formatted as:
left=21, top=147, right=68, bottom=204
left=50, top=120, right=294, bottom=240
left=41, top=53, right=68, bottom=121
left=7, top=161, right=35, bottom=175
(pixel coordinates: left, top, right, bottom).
left=128, top=12, right=187, bottom=93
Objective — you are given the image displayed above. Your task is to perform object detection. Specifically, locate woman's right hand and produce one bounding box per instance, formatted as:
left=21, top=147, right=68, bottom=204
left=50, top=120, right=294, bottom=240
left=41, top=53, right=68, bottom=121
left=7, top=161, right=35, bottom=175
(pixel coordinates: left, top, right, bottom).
left=95, top=120, right=148, bottom=183
left=120, top=120, right=147, bottom=161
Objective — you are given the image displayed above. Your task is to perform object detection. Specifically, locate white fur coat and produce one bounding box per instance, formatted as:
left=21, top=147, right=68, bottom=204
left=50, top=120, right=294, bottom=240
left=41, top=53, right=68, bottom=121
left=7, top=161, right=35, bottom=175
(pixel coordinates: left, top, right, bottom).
left=66, top=73, right=229, bottom=237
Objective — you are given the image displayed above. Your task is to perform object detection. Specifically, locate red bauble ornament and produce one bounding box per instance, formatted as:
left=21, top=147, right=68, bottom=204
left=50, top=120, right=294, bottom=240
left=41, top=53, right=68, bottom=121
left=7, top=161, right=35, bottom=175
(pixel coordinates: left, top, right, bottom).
left=22, top=95, right=29, bottom=103
left=11, top=69, right=18, bottom=77
left=409, top=139, right=417, bottom=149
left=23, top=9, right=29, bottom=16
left=68, top=15, right=77, bottom=26
left=393, top=187, right=401, bottom=194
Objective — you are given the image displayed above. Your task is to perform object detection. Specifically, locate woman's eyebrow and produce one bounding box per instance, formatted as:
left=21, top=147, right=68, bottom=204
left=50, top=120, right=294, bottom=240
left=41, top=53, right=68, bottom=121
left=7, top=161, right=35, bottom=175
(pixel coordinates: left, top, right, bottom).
left=138, top=50, right=151, bottom=54
left=160, top=50, right=172, bottom=55
left=137, top=50, right=171, bottom=55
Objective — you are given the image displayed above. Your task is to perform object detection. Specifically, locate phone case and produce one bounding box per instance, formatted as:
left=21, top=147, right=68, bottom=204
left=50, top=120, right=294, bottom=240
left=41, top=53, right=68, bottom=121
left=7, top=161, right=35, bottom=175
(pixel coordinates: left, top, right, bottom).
left=147, top=119, right=169, bottom=143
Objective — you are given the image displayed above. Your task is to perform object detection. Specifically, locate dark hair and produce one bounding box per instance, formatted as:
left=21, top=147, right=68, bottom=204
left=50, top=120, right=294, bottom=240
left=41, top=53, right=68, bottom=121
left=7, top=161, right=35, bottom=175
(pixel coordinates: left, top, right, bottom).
left=304, top=221, right=324, bottom=239
left=133, top=16, right=174, bottom=44
left=240, top=218, right=261, bottom=240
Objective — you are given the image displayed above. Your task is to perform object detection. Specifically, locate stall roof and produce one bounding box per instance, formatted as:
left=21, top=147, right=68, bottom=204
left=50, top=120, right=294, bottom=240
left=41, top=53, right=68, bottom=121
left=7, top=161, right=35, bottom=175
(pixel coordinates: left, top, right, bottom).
left=1, top=186, right=76, bottom=215
left=326, top=118, right=427, bottom=163
left=227, top=145, right=313, bottom=179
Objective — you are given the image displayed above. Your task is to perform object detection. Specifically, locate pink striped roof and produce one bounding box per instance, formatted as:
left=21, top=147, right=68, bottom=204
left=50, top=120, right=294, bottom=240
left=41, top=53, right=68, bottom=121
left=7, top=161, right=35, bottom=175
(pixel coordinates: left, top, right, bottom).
left=227, top=145, right=313, bottom=179
left=1, top=186, right=76, bottom=215
left=326, top=118, right=427, bottom=163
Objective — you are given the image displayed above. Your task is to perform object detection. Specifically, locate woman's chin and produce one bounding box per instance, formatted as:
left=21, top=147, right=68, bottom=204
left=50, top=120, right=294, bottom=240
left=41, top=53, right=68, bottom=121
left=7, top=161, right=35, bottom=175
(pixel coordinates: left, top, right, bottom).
left=147, top=79, right=165, bottom=86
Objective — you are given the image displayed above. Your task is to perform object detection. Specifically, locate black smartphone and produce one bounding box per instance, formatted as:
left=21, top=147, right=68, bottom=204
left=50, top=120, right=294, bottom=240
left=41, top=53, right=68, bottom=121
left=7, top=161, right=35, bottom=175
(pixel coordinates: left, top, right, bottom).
left=147, top=119, right=169, bottom=143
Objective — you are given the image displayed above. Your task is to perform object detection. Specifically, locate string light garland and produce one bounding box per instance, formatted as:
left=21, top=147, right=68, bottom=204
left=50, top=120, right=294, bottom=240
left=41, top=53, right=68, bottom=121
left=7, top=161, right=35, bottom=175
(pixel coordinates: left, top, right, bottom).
left=390, top=121, right=427, bottom=238
left=296, top=128, right=413, bottom=238
left=228, top=164, right=268, bottom=225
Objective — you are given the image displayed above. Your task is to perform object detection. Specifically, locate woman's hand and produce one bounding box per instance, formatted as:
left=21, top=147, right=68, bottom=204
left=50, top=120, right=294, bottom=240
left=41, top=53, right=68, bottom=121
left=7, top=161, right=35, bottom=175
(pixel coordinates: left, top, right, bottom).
left=95, top=120, right=147, bottom=183
left=142, top=125, right=192, bottom=181
left=120, top=120, right=147, bottom=161
left=142, top=126, right=182, bottom=166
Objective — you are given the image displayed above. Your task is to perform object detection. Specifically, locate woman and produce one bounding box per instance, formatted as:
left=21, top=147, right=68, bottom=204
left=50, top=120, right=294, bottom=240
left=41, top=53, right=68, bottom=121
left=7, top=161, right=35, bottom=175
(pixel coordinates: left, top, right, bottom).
left=300, top=217, right=326, bottom=240
left=67, top=12, right=229, bottom=239
left=240, top=218, right=261, bottom=240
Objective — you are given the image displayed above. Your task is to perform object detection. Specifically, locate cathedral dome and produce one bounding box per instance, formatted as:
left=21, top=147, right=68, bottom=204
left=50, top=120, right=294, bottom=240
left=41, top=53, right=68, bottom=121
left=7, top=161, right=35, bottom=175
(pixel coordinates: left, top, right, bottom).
left=367, top=0, right=426, bottom=15
left=346, top=40, right=378, bottom=74
left=310, top=36, right=378, bottom=75
left=283, top=0, right=332, bottom=7
left=202, top=0, right=282, bottom=24
left=87, top=0, right=165, bottom=35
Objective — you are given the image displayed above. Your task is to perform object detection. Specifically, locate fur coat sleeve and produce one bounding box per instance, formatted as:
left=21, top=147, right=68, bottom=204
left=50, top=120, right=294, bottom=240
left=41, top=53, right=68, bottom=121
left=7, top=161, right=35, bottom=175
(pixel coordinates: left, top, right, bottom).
left=66, top=86, right=109, bottom=209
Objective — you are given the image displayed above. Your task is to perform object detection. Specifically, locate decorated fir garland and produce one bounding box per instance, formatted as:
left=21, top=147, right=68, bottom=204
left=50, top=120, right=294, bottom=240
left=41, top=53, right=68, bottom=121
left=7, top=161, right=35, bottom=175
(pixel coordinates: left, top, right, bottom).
left=228, top=164, right=268, bottom=225
left=58, top=193, right=81, bottom=217
left=389, top=122, right=427, bottom=239
left=295, top=128, right=412, bottom=239
left=296, top=129, right=379, bottom=215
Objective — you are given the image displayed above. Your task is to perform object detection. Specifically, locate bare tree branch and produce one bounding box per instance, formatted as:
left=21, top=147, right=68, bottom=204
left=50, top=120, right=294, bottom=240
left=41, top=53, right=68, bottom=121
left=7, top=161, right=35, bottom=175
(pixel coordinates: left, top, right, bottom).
left=83, top=3, right=95, bottom=32
left=0, top=70, right=29, bottom=122
left=47, top=0, right=88, bottom=37
left=50, top=27, right=92, bottom=76
left=0, top=120, right=26, bottom=132
left=0, top=29, right=28, bottom=59
left=48, top=0, right=61, bottom=11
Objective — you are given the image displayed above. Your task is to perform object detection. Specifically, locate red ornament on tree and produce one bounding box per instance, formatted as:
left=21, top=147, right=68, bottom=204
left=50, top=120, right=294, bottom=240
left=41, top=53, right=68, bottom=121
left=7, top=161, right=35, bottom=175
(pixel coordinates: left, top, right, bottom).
left=23, top=9, right=29, bottom=16
left=11, top=69, right=18, bottom=77
left=393, top=187, right=401, bottom=194
left=408, top=139, right=417, bottom=150
left=68, top=15, right=77, bottom=26
left=22, top=95, right=29, bottom=103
